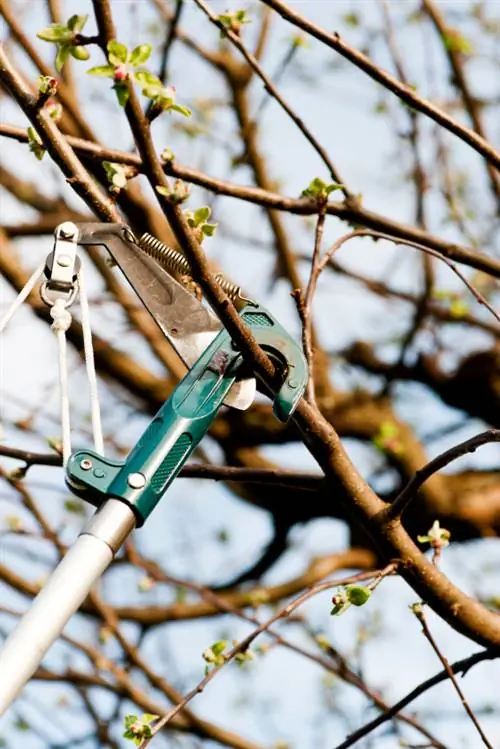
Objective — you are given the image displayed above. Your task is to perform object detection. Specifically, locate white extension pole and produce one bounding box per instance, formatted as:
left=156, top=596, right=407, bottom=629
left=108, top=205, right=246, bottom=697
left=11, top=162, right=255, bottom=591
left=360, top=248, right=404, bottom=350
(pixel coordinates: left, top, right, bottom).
left=0, top=499, right=136, bottom=715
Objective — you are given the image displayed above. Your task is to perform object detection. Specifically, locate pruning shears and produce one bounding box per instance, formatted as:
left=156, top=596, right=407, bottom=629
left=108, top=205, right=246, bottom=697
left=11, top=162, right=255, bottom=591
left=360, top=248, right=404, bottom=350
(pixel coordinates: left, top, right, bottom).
left=0, top=220, right=308, bottom=714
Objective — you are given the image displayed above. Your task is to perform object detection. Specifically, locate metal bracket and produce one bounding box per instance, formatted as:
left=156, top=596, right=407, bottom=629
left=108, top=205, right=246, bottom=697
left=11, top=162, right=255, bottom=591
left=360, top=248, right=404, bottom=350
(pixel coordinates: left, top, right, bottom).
left=40, top=221, right=81, bottom=307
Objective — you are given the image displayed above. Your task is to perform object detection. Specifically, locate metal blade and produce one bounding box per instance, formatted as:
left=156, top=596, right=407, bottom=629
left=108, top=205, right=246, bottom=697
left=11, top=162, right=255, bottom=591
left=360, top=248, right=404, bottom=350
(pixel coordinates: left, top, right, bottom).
left=77, top=224, right=255, bottom=410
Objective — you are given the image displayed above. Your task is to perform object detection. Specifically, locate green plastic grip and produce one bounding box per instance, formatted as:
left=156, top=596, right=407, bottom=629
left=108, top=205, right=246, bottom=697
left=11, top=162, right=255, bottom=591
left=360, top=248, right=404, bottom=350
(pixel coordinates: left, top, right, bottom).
left=66, top=302, right=307, bottom=524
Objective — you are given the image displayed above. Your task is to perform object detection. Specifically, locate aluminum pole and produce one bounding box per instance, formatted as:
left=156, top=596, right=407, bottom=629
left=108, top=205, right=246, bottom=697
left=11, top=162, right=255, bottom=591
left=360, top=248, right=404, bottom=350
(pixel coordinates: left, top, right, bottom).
left=0, top=499, right=136, bottom=715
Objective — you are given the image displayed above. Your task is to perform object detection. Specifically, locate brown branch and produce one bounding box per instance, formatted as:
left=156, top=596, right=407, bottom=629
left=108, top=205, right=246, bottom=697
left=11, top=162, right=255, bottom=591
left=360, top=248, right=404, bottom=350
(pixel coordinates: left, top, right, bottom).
left=88, top=4, right=500, bottom=649
left=2, top=123, right=500, bottom=278
left=0, top=49, right=117, bottom=222
left=421, top=0, right=500, bottom=204
left=388, top=429, right=500, bottom=520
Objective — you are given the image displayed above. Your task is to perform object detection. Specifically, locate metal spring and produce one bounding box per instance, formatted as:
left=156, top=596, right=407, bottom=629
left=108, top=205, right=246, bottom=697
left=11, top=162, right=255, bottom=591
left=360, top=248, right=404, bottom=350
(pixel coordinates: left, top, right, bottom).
left=138, top=232, right=244, bottom=302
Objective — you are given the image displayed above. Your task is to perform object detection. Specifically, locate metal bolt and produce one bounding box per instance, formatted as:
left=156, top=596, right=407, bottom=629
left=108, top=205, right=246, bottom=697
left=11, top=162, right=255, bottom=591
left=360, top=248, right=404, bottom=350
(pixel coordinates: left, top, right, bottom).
left=127, top=472, right=146, bottom=489
left=80, top=459, right=93, bottom=471
left=58, top=221, right=77, bottom=239
left=288, top=379, right=297, bottom=389
left=56, top=254, right=71, bottom=268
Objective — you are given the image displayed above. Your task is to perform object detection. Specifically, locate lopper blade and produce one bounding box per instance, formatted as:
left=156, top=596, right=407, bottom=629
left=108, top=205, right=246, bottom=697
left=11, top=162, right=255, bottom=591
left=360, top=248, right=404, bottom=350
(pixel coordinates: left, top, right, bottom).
left=76, top=224, right=256, bottom=410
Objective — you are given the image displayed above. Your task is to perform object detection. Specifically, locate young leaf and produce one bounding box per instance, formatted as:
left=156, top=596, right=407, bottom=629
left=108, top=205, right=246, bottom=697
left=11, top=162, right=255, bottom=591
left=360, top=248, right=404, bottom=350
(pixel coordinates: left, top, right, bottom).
left=37, top=25, right=73, bottom=43
left=141, top=84, right=165, bottom=99
left=133, top=70, right=162, bottom=86
left=71, top=45, right=90, bottom=61
left=193, top=206, right=211, bottom=224
left=346, top=585, right=371, bottom=607
left=202, top=223, right=217, bottom=237
left=107, top=39, right=129, bottom=66
left=171, top=103, right=191, bottom=117
left=87, top=64, right=116, bottom=77
left=129, top=43, right=152, bottom=67
left=55, top=44, right=71, bottom=73
left=27, top=127, right=46, bottom=161
left=67, top=14, right=88, bottom=33
left=113, top=82, right=130, bottom=107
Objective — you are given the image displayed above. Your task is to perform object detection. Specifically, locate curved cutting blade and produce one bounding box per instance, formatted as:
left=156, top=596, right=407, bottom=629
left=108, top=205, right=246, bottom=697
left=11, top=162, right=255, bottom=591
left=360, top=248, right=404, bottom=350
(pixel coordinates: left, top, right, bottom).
left=77, top=224, right=255, bottom=410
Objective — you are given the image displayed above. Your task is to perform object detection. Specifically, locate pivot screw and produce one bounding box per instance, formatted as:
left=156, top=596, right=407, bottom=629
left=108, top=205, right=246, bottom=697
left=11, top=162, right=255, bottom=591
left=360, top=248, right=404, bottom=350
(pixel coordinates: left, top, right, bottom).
left=80, top=459, right=93, bottom=471
left=127, top=472, right=146, bottom=489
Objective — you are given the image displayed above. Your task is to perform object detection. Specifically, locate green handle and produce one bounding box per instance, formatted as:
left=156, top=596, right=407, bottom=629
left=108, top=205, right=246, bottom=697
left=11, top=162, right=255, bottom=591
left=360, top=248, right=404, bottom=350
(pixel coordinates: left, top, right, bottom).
left=66, top=302, right=308, bottom=524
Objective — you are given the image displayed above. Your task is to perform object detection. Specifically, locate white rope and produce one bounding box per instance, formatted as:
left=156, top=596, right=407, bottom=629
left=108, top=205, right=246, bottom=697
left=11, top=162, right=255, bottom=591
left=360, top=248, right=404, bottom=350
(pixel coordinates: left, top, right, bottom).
left=77, top=267, right=104, bottom=455
left=50, top=299, right=73, bottom=466
left=0, top=261, right=46, bottom=334
left=1, top=253, right=105, bottom=463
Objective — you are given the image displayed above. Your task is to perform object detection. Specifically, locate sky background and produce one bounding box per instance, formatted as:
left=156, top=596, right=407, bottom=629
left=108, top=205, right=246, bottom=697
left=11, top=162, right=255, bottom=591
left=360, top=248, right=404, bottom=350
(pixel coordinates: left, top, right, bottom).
left=1, top=1, right=499, bottom=747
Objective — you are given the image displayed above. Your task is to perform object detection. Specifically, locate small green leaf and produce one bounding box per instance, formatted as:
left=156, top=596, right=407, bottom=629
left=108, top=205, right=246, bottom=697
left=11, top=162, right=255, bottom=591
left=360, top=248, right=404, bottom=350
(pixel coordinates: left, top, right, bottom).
left=142, top=84, right=165, bottom=99
left=325, top=183, right=344, bottom=195
left=155, top=185, right=170, bottom=197
left=212, top=640, right=227, bottom=656
left=113, top=82, right=130, bottom=107
left=55, top=44, right=71, bottom=73
left=37, top=25, right=73, bottom=43
left=443, top=31, right=474, bottom=54
left=133, top=70, right=162, bottom=86
left=102, top=161, right=133, bottom=189
left=449, top=298, right=469, bottom=318
left=27, top=127, right=46, bottom=161
left=343, top=12, right=360, bottom=27
left=129, top=43, right=152, bottom=66
left=160, top=147, right=175, bottom=163
left=301, top=177, right=343, bottom=201
left=194, top=206, right=211, bottom=224
left=142, top=714, right=159, bottom=724
left=171, top=103, right=191, bottom=117
left=346, top=585, right=371, bottom=607
left=202, top=223, right=217, bottom=237
left=107, top=39, right=129, bottom=66
left=87, top=64, right=116, bottom=77
left=70, top=45, right=90, bottom=61
left=64, top=498, right=86, bottom=515
left=38, top=75, right=58, bottom=94
left=67, top=14, right=88, bottom=33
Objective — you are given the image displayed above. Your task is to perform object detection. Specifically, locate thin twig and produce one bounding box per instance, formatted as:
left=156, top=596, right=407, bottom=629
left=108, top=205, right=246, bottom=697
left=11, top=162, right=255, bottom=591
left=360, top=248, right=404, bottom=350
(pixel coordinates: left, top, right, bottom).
left=143, top=565, right=396, bottom=744
left=333, top=648, right=499, bottom=749
left=192, top=0, right=349, bottom=193
left=145, top=0, right=184, bottom=119
left=260, top=0, right=500, bottom=172
left=388, top=429, right=500, bottom=520
left=413, top=607, right=495, bottom=749
left=295, top=203, right=327, bottom=405
left=318, top=230, right=500, bottom=326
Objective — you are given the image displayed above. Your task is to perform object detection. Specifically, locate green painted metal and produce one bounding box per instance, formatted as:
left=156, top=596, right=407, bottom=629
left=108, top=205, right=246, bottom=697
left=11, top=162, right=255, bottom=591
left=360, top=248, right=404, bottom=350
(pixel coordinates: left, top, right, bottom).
left=66, top=302, right=308, bottom=523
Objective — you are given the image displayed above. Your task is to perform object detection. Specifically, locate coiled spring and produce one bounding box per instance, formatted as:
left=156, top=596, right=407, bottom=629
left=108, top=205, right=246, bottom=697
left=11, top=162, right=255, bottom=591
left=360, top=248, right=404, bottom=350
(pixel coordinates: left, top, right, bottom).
left=138, top=233, right=244, bottom=302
